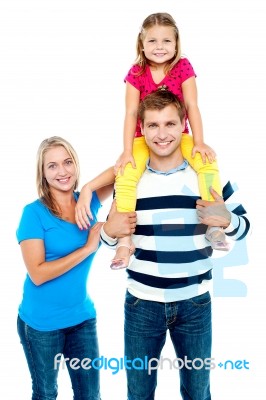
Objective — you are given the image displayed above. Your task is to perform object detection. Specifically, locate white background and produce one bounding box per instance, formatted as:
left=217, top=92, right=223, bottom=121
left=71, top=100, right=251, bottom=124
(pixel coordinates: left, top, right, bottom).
left=0, top=0, right=264, bottom=399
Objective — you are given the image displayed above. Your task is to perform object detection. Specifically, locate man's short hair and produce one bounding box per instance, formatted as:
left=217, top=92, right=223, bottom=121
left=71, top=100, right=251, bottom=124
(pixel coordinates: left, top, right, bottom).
left=138, top=89, right=186, bottom=123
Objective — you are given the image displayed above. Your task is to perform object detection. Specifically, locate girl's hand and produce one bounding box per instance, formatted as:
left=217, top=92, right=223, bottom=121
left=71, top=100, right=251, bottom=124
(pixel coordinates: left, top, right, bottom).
left=85, top=222, right=104, bottom=254
left=75, top=185, right=93, bottom=230
left=114, top=150, right=136, bottom=175
left=192, top=143, right=216, bottom=164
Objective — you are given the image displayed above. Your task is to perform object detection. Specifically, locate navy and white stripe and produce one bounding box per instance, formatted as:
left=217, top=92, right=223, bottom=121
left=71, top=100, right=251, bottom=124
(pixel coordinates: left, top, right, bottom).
left=100, top=165, right=250, bottom=302
left=222, top=181, right=250, bottom=240
left=125, top=166, right=249, bottom=302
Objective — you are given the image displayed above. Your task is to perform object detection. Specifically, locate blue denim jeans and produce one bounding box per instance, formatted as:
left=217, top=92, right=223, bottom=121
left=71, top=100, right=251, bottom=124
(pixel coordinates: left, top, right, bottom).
left=124, top=291, right=212, bottom=400
left=17, top=316, right=101, bottom=400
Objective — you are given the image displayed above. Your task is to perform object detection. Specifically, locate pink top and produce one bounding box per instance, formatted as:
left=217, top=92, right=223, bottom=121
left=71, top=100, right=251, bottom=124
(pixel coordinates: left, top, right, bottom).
left=124, top=57, right=196, bottom=136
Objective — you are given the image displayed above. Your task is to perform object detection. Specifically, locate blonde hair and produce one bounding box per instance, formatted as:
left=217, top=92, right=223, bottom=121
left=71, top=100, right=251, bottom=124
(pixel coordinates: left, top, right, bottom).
left=36, top=136, right=80, bottom=217
left=135, top=12, right=181, bottom=76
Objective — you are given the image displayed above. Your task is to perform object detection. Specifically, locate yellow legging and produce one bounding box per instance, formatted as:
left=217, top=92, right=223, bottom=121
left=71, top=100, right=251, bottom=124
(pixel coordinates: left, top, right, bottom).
left=115, top=134, right=222, bottom=212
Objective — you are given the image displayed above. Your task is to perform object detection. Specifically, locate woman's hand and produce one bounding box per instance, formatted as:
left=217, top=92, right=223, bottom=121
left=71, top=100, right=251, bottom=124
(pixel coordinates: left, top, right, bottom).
left=85, top=222, right=104, bottom=254
left=75, top=184, right=93, bottom=230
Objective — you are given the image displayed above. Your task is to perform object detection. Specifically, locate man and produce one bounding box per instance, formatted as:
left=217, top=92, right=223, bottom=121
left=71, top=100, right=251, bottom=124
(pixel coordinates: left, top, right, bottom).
left=101, top=90, right=250, bottom=400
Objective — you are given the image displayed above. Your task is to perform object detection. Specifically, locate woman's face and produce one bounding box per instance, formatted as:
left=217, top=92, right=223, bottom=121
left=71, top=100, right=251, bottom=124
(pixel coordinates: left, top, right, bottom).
left=43, top=145, right=77, bottom=194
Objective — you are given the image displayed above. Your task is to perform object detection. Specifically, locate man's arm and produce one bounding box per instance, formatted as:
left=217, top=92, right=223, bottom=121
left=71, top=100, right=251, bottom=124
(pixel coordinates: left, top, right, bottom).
left=196, top=185, right=250, bottom=241
left=100, top=200, right=137, bottom=248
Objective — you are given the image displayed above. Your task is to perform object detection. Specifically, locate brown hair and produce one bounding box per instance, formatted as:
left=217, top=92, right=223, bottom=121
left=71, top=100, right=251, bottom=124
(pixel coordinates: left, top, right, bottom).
left=138, top=89, right=186, bottom=123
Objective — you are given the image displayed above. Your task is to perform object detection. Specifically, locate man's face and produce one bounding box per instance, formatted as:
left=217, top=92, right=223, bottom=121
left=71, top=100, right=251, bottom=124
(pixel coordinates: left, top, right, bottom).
left=141, top=104, right=185, bottom=158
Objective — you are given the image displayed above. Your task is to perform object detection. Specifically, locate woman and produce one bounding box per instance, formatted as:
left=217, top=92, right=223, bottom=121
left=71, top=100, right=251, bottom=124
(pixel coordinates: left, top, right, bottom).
left=16, top=136, right=113, bottom=399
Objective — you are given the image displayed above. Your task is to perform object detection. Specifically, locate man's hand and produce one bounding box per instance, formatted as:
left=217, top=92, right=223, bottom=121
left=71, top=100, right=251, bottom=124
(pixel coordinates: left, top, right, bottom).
left=196, top=187, right=231, bottom=228
left=104, top=200, right=137, bottom=238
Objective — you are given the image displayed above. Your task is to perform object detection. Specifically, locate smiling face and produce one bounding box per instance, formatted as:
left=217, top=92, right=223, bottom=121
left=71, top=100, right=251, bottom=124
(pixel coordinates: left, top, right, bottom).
left=43, top=145, right=77, bottom=195
left=141, top=104, right=185, bottom=170
left=142, top=25, right=176, bottom=66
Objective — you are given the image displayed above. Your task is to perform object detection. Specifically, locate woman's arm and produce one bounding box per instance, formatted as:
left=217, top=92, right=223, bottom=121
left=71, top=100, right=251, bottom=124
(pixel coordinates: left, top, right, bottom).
left=75, top=167, right=115, bottom=229
left=20, top=222, right=103, bottom=286
left=96, top=184, right=114, bottom=203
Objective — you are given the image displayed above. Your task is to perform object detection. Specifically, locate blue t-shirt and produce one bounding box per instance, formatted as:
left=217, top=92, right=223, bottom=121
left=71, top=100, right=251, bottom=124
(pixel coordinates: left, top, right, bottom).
left=16, top=191, right=101, bottom=331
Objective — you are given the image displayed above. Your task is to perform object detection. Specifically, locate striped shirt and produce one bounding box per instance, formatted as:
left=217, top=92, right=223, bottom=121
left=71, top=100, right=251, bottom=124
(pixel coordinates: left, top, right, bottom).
left=101, top=163, right=250, bottom=302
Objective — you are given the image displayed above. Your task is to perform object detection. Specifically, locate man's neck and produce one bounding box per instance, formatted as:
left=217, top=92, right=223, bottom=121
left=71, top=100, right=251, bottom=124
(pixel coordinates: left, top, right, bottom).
left=149, top=151, right=184, bottom=173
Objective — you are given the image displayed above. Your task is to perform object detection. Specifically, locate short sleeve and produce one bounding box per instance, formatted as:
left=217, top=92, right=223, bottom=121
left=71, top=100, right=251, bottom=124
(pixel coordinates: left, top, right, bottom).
left=124, top=65, right=142, bottom=91
left=175, top=58, right=196, bottom=83
left=16, top=204, right=44, bottom=243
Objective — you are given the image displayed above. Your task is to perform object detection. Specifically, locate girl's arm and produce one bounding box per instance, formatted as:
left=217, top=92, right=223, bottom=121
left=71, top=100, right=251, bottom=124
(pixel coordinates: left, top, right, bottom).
left=20, top=222, right=103, bottom=286
left=182, top=77, right=216, bottom=163
left=75, top=167, right=115, bottom=230
left=114, top=82, right=140, bottom=175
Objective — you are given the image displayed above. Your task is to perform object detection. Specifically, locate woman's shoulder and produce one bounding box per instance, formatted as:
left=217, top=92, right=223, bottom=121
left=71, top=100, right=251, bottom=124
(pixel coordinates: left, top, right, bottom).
left=19, top=199, right=50, bottom=222
left=23, top=199, right=43, bottom=211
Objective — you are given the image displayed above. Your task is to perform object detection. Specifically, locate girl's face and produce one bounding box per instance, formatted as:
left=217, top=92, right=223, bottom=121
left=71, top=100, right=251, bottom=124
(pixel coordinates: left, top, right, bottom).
left=43, top=146, right=77, bottom=194
left=142, top=25, right=176, bottom=65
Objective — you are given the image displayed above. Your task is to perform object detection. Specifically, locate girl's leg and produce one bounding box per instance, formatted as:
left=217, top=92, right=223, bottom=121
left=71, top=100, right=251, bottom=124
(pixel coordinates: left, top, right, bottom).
left=181, top=134, right=229, bottom=251
left=111, top=136, right=149, bottom=269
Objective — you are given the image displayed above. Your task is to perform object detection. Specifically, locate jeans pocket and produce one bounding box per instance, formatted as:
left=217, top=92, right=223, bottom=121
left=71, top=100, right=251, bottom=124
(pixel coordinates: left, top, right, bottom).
left=125, top=290, right=141, bottom=307
left=189, top=291, right=211, bottom=307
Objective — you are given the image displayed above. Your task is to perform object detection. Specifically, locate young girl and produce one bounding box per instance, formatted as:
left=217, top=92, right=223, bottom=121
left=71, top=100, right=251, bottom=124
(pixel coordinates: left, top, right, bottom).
left=76, top=12, right=228, bottom=269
